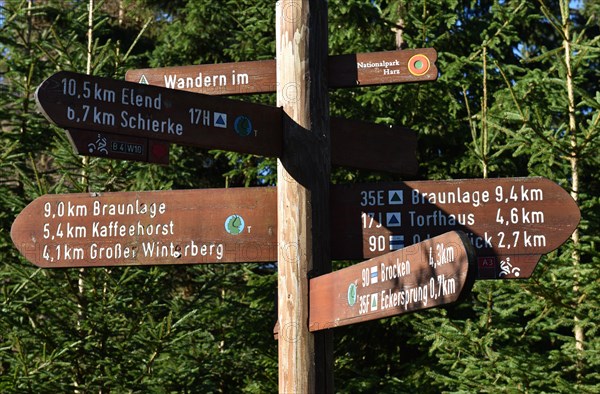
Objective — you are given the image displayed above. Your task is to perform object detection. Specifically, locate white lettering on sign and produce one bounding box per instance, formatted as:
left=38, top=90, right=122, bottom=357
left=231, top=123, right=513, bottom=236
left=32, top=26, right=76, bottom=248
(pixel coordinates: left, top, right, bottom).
left=44, top=201, right=87, bottom=218
left=494, top=184, right=543, bottom=202
left=60, top=77, right=186, bottom=136
left=121, top=88, right=162, bottom=110
left=380, top=258, right=410, bottom=281
left=495, top=207, right=545, bottom=226
left=92, top=200, right=166, bottom=219
left=360, top=190, right=385, bottom=207
left=358, top=181, right=550, bottom=254
left=380, top=284, right=429, bottom=311
left=189, top=108, right=212, bottom=126
left=467, top=232, right=493, bottom=249
left=408, top=210, right=475, bottom=227
left=411, top=188, right=490, bottom=208
left=90, top=243, right=137, bottom=259
left=361, top=212, right=383, bottom=229
left=141, top=240, right=223, bottom=260
left=91, top=220, right=175, bottom=237
left=163, top=70, right=250, bottom=90
left=357, top=60, right=401, bottom=69
left=355, top=239, right=464, bottom=315
left=119, top=110, right=183, bottom=135
left=37, top=197, right=229, bottom=264
left=428, top=243, right=456, bottom=269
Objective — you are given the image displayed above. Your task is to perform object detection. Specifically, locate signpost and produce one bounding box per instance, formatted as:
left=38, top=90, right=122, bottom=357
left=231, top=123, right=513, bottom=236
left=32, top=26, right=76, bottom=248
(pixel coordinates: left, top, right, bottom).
left=36, top=71, right=418, bottom=174
left=15, top=4, right=580, bottom=391
left=125, top=48, right=438, bottom=96
left=330, top=177, right=580, bottom=278
left=10, top=188, right=277, bottom=268
left=309, top=231, right=476, bottom=331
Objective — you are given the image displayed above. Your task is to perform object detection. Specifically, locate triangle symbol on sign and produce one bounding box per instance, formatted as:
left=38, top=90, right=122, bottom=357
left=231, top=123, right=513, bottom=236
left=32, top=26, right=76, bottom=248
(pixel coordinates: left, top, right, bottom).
left=216, top=115, right=225, bottom=126
left=390, top=192, right=401, bottom=203
left=388, top=215, right=400, bottom=225
left=139, top=75, right=149, bottom=85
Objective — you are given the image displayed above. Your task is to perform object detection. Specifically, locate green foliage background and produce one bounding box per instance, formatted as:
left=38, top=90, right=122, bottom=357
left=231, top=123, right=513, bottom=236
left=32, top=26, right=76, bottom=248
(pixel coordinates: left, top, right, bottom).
left=1, top=0, right=598, bottom=392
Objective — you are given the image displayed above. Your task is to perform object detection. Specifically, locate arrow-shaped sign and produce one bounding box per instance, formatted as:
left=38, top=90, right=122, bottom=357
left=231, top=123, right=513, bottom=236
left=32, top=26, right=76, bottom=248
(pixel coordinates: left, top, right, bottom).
left=36, top=72, right=418, bottom=174
left=11, top=188, right=277, bottom=268
left=36, top=71, right=283, bottom=157
left=125, top=48, right=438, bottom=95
left=11, top=178, right=579, bottom=277
left=330, top=177, right=581, bottom=279
left=308, top=231, right=476, bottom=331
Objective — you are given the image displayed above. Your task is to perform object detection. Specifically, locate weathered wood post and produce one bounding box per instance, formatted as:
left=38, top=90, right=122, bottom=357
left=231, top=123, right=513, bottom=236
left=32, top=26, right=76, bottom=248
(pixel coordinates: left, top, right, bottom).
left=276, top=0, right=333, bottom=392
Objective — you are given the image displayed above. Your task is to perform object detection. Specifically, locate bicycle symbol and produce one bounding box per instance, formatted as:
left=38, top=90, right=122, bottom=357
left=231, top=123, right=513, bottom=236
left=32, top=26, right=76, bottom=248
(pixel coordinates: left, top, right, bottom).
left=88, top=134, right=108, bottom=155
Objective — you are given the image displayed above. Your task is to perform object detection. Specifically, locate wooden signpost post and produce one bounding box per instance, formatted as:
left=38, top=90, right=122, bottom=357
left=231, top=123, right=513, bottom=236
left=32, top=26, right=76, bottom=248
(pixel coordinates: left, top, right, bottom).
left=10, top=188, right=276, bottom=268
left=309, top=231, right=476, bottom=331
left=125, top=48, right=438, bottom=95
left=275, top=1, right=332, bottom=391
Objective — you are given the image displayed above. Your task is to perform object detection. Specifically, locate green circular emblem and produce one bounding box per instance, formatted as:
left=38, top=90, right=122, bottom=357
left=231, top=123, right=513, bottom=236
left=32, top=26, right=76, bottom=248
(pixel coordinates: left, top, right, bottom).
left=234, top=116, right=253, bottom=137
left=347, top=283, right=357, bottom=306
left=225, top=214, right=245, bottom=235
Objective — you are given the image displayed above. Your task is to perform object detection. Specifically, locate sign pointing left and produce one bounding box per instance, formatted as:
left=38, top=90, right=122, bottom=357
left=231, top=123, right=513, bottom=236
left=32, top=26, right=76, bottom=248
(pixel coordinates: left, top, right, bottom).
left=35, top=72, right=419, bottom=174
left=35, top=71, right=283, bottom=157
left=10, top=188, right=277, bottom=268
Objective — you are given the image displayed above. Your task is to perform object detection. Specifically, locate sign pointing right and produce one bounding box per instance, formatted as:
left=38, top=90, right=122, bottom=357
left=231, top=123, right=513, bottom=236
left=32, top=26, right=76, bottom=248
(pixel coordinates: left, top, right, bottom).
left=125, top=48, right=438, bottom=96
left=330, top=177, right=581, bottom=279
left=309, top=231, right=476, bottom=331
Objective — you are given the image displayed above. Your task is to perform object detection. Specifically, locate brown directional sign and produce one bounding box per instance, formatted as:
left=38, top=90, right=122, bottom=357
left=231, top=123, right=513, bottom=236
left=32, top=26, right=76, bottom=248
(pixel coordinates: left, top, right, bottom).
left=66, top=129, right=170, bottom=164
left=10, top=188, right=277, bottom=268
left=125, top=48, right=438, bottom=95
left=309, top=231, right=475, bottom=331
left=330, top=177, right=581, bottom=279
left=329, top=48, right=438, bottom=89
left=12, top=178, right=579, bottom=275
left=36, top=71, right=283, bottom=157
left=36, top=71, right=417, bottom=174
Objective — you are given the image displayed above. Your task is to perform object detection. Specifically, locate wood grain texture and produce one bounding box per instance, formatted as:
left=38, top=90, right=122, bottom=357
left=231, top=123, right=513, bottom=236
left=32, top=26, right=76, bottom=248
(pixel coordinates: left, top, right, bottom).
left=125, top=48, right=438, bottom=95
left=276, top=1, right=332, bottom=393
left=10, top=188, right=277, bottom=268
left=309, top=231, right=476, bottom=330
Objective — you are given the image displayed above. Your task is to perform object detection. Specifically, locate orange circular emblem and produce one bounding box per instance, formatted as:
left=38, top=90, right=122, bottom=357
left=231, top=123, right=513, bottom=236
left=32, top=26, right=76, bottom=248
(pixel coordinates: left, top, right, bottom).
left=408, top=54, right=431, bottom=76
